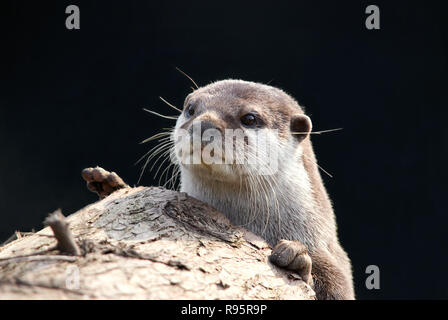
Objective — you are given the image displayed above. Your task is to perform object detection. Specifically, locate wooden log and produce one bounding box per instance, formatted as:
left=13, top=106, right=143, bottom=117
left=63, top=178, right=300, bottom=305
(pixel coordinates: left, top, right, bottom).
left=0, top=186, right=315, bottom=300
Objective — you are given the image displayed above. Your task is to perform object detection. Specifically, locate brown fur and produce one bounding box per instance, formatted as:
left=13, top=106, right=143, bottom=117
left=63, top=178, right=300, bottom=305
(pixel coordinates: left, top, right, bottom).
left=176, top=79, right=354, bottom=300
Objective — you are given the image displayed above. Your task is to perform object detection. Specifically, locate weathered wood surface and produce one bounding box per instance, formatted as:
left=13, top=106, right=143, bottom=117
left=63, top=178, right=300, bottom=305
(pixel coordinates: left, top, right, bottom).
left=0, top=187, right=315, bottom=300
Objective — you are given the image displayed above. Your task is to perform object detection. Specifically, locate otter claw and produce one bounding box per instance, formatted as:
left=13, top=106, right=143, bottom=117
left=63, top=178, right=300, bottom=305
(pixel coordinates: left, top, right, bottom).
left=269, top=239, right=313, bottom=286
left=81, top=166, right=128, bottom=199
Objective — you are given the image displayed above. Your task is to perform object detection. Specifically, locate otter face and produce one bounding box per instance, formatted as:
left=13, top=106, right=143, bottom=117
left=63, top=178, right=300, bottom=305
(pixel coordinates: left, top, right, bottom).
left=172, top=80, right=312, bottom=183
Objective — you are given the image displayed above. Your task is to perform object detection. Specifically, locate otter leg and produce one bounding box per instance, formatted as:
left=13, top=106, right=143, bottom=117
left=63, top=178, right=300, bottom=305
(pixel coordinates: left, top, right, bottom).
left=269, top=239, right=313, bottom=286
left=81, top=167, right=128, bottom=199
left=309, top=250, right=355, bottom=300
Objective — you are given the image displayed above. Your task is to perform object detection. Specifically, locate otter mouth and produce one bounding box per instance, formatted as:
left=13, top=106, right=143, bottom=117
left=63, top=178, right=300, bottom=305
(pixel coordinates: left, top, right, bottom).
left=177, top=148, right=278, bottom=183
left=176, top=144, right=227, bottom=166
left=173, top=122, right=281, bottom=178
left=181, top=160, right=253, bottom=184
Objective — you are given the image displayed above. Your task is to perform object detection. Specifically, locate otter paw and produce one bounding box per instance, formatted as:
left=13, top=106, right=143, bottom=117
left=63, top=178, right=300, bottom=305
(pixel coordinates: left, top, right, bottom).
left=269, top=239, right=313, bottom=286
left=81, top=167, right=128, bottom=199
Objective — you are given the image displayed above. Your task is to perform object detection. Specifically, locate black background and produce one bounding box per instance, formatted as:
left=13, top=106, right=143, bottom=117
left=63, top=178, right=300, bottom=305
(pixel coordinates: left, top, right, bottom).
left=1, top=0, right=447, bottom=299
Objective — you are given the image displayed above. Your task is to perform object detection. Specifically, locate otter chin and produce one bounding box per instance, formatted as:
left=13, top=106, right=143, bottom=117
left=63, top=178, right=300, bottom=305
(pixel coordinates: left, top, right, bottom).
left=171, top=79, right=354, bottom=300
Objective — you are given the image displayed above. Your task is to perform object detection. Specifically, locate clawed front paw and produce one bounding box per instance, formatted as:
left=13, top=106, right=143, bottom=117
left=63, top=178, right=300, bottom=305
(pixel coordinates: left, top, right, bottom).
left=81, top=167, right=128, bottom=199
left=269, top=239, right=313, bottom=286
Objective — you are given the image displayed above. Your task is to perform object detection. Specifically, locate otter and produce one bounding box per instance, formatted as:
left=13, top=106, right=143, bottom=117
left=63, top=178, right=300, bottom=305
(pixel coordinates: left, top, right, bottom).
left=82, top=79, right=354, bottom=300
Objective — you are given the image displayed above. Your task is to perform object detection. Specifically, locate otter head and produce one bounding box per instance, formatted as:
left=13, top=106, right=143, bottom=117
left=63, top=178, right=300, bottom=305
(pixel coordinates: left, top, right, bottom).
left=172, top=79, right=312, bottom=185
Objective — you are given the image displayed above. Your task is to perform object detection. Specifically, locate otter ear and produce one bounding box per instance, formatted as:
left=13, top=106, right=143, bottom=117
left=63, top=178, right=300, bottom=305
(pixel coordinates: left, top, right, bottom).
left=290, top=115, right=312, bottom=143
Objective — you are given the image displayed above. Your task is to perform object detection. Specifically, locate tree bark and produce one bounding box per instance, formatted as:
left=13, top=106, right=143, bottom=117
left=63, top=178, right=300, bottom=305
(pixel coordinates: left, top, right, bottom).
left=0, top=186, right=315, bottom=300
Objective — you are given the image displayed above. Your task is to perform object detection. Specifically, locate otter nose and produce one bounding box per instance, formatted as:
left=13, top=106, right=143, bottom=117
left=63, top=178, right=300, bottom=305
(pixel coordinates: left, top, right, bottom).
left=189, top=120, right=221, bottom=136
left=190, top=120, right=222, bottom=147
left=200, top=120, right=219, bottom=136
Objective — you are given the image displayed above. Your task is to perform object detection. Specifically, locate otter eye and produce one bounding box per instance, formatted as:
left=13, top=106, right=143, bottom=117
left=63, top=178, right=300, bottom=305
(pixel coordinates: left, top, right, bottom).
left=240, top=113, right=257, bottom=127
left=185, top=103, right=195, bottom=117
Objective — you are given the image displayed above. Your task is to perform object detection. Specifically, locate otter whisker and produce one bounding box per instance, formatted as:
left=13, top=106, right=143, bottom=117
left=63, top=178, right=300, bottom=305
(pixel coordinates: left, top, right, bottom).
left=140, top=132, right=172, bottom=144
left=159, top=96, right=182, bottom=113
left=303, top=154, right=334, bottom=178
left=137, top=140, right=173, bottom=184
left=144, top=140, right=173, bottom=165
left=257, top=174, right=271, bottom=235
left=138, top=124, right=179, bottom=189
left=173, top=167, right=181, bottom=190
left=244, top=148, right=280, bottom=234
left=164, top=164, right=180, bottom=190
left=159, top=162, right=173, bottom=186
left=152, top=148, right=173, bottom=178
left=255, top=153, right=281, bottom=236
left=143, top=108, right=178, bottom=120
left=239, top=148, right=269, bottom=229
left=246, top=171, right=259, bottom=227
left=291, top=128, right=344, bottom=135
left=158, top=158, right=177, bottom=187
left=163, top=147, right=180, bottom=190
left=175, top=66, right=199, bottom=89
left=244, top=172, right=259, bottom=229
left=146, top=142, right=173, bottom=171
left=135, top=137, right=172, bottom=165
left=162, top=149, right=178, bottom=181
